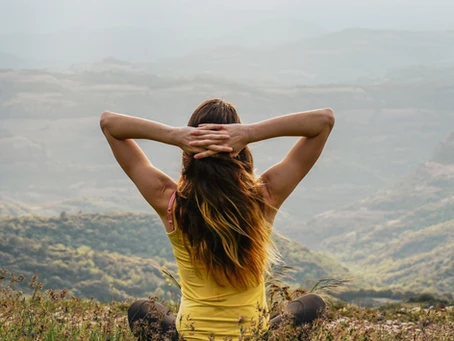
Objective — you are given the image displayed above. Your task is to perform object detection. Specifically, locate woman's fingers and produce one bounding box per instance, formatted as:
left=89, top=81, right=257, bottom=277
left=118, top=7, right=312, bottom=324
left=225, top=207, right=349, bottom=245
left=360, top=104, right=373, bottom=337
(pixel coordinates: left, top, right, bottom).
left=191, top=147, right=206, bottom=154
left=206, top=144, right=233, bottom=152
left=191, top=141, right=232, bottom=151
left=191, top=130, right=228, bottom=137
left=189, top=139, right=231, bottom=147
left=194, top=149, right=217, bottom=159
left=191, top=127, right=226, bottom=136
left=194, top=134, right=229, bottom=140
left=189, top=140, right=207, bottom=147
left=193, top=145, right=233, bottom=159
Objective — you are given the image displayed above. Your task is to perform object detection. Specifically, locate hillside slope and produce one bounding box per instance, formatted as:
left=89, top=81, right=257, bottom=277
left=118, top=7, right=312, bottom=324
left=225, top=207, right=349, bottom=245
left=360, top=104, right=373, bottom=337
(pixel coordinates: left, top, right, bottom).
left=0, top=212, right=351, bottom=301
left=287, top=132, right=454, bottom=295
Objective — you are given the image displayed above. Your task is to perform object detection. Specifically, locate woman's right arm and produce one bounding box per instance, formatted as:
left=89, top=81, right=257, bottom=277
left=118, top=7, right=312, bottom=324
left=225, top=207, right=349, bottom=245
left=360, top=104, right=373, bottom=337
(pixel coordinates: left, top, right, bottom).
left=253, top=108, right=334, bottom=209
left=190, top=108, right=335, bottom=209
left=248, top=108, right=335, bottom=143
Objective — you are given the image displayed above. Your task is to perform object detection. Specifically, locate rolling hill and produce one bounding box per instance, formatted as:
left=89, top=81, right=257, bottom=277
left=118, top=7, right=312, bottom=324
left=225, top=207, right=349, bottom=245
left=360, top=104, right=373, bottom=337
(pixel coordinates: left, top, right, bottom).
left=1, top=65, right=454, bottom=222
left=285, top=132, right=454, bottom=296
left=0, top=212, right=351, bottom=302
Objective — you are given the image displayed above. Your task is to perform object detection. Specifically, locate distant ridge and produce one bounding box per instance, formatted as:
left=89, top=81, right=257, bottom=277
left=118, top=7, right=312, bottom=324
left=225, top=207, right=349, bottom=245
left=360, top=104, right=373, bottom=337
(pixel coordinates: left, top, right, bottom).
left=2, top=28, right=454, bottom=84
left=151, top=29, right=454, bottom=84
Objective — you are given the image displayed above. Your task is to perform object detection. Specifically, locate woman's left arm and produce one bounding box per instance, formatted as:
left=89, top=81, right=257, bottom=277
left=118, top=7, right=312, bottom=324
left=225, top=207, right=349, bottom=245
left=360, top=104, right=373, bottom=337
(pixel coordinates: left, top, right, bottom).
left=100, top=111, right=231, bottom=216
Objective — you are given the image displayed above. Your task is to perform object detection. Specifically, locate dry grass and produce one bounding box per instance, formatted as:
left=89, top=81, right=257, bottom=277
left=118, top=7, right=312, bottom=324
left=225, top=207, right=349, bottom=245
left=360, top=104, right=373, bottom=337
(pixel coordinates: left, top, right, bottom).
left=1, top=270, right=453, bottom=340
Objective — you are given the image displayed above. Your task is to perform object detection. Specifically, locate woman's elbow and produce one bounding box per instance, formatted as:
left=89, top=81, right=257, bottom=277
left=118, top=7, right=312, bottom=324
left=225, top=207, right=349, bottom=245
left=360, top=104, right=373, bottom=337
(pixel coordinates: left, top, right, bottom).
left=100, top=111, right=113, bottom=132
left=322, top=108, right=335, bottom=130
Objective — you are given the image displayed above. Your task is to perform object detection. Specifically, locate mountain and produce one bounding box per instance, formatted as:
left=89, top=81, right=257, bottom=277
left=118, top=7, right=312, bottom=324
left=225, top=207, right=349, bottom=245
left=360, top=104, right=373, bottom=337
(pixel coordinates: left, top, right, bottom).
left=359, top=65, right=454, bottom=85
left=0, top=212, right=351, bottom=302
left=285, top=132, right=454, bottom=296
left=2, top=28, right=453, bottom=85
left=0, top=17, right=323, bottom=69
left=1, top=66, right=454, bottom=222
left=213, top=16, right=325, bottom=48
left=151, top=29, right=454, bottom=84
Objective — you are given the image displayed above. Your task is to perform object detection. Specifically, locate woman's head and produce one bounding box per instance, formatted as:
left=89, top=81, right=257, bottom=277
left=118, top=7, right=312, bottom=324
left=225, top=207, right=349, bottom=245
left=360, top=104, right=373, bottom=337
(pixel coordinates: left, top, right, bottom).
left=183, top=98, right=253, bottom=173
left=175, top=98, right=279, bottom=291
left=188, top=98, right=241, bottom=126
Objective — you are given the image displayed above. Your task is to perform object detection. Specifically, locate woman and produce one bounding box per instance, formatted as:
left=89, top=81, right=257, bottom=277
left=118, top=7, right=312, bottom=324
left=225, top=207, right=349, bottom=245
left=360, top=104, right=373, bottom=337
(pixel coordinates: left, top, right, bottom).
left=100, top=99, right=334, bottom=340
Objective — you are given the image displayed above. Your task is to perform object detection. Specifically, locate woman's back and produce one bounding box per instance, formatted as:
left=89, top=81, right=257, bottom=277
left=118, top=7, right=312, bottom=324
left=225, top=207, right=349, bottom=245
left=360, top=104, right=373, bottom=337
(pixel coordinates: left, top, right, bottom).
left=168, top=217, right=269, bottom=340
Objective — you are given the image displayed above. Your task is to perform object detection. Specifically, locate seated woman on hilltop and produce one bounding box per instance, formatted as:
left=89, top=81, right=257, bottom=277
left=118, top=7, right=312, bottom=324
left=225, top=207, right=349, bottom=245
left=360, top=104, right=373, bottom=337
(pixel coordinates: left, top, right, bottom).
left=100, top=99, right=334, bottom=340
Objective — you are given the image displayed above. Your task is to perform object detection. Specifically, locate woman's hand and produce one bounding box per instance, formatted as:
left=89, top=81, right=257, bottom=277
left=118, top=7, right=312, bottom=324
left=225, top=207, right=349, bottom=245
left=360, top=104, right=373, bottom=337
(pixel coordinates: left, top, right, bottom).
left=189, top=124, right=250, bottom=159
left=176, top=126, right=233, bottom=158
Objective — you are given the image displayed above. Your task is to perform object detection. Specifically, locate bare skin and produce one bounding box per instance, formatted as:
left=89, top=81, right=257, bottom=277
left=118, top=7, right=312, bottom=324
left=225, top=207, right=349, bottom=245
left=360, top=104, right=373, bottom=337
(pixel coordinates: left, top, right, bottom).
left=100, top=111, right=232, bottom=225
left=100, top=108, right=335, bottom=230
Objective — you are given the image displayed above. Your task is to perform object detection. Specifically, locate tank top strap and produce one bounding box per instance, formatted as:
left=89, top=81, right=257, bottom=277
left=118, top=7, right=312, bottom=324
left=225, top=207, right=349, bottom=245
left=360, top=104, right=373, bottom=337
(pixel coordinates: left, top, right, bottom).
left=167, top=191, right=177, bottom=229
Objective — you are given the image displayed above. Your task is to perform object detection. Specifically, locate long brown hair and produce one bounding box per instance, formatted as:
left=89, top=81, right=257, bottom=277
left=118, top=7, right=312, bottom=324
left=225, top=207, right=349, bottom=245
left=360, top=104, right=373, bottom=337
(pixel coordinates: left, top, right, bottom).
left=175, top=98, right=279, bottom=290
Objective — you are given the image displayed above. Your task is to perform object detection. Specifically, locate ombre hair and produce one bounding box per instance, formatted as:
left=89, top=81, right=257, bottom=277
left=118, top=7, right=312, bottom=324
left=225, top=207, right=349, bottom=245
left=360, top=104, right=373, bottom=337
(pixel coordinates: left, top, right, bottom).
left=175, top=98, right=279, bottom=290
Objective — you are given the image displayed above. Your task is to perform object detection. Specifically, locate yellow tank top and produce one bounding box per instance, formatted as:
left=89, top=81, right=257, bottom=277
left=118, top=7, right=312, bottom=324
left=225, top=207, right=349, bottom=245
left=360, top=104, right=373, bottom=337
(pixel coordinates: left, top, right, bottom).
left=166, top=195, right=270, bottom=340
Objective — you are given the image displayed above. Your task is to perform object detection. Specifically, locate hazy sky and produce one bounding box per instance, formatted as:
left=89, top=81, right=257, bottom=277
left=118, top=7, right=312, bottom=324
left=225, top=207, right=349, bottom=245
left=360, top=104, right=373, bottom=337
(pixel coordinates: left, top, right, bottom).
left=1, top=0, right=454, bottom=35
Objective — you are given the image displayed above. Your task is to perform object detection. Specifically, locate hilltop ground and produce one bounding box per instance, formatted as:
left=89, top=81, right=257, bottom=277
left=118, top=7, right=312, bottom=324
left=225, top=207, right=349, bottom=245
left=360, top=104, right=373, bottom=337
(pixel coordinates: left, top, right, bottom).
left=1, top=272, right=453, bottom=341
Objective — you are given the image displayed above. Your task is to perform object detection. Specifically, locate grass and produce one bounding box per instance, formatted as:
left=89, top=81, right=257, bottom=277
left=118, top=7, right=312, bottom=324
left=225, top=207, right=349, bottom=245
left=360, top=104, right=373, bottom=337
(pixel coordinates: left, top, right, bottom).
left=1, top=270, right=453, bottom=340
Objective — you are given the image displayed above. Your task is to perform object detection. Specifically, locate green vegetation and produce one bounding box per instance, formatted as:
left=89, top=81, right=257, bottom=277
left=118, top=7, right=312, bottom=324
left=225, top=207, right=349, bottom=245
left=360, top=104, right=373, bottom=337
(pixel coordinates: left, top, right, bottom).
left=1, top=271, right=453, bottom=341
left=289, top=133, right=454, bottom=297
left=2, top=40, right=454, bottom=336
left=0, top=212, right=350, bottom=302
left=2, top=27, right=454, bottom=339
